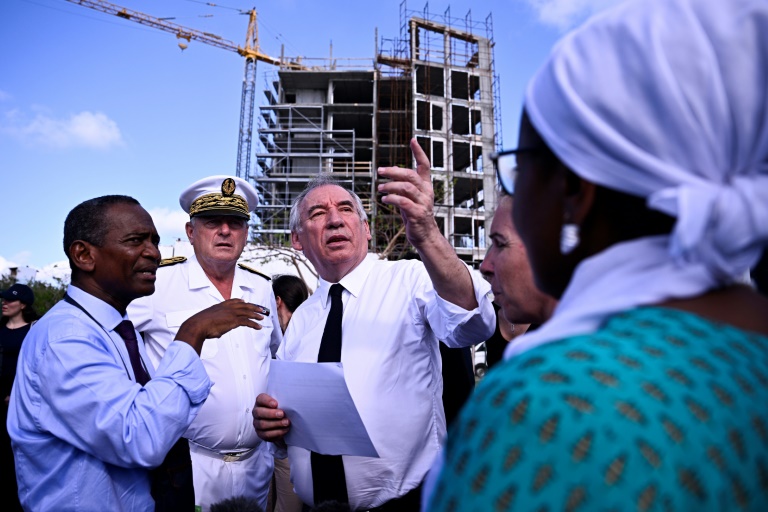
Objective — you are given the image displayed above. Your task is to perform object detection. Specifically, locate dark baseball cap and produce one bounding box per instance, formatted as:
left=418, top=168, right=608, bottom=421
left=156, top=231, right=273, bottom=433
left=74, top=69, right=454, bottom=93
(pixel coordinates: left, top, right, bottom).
left=1, top=283, right=35, bottom=305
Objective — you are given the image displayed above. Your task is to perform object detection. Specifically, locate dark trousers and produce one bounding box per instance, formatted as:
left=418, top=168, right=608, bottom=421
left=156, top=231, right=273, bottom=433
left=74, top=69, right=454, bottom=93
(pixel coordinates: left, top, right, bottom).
left=150, top=438, right=195, bottom=512
left=369, top=484, right=422, bottom=511
left=304, top=483, right=422, bottom=512
left=2, top=404, right=23, bottom=512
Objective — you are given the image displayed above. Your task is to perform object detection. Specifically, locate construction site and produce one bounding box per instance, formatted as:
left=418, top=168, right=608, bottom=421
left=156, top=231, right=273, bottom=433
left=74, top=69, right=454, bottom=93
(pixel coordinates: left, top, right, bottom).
left=253, top=3, right=501, bottom=265
left=66, top=0, right=502, bottom=266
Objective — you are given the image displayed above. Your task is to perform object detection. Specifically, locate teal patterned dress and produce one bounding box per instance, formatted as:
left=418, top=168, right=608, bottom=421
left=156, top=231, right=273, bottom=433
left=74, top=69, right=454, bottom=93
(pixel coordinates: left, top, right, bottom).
left=429, top=307, right=768, bottom=511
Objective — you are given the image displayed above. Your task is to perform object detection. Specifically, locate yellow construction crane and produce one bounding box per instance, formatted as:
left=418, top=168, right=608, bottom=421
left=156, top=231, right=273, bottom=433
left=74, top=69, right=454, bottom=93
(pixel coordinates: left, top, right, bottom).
left=65, top=0, right=305, bottom=179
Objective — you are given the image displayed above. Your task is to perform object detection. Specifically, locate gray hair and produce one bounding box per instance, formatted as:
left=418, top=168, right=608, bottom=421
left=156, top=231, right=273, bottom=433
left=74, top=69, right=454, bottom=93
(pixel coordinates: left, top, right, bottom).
left=289, top=174, right=367, bottom=233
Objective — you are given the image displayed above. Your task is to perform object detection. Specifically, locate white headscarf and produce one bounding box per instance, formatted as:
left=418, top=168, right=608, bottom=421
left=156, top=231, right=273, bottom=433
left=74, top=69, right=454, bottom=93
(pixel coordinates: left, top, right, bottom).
left=506, top=0, right=768, bottom=359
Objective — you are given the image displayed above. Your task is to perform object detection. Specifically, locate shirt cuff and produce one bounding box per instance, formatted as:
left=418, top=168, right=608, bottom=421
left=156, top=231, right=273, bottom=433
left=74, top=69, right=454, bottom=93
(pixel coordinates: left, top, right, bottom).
left=433, top=268, right=493, bottom=329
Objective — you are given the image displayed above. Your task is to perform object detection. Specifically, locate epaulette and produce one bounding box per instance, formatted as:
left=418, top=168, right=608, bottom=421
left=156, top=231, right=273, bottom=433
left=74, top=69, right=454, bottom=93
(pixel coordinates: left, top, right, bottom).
left=159, top=256, right=187, bottom=267
left=238, top=263, right=271, bottom=281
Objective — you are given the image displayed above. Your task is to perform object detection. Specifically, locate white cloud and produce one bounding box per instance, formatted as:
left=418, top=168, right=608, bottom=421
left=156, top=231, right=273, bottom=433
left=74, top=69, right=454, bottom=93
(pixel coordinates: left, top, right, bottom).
left=148, top=208, right=189, bottom=244
left=0, top=255, right=19, bottom=274
left=3, top=110, right=124, bottom=149
left=0, top=90, right=11, bottom=102
left=8, top=251, right=31, bottom=267
left=525, top=0, right=625, bottom=30
left=36, top=261, right=72, bottom=286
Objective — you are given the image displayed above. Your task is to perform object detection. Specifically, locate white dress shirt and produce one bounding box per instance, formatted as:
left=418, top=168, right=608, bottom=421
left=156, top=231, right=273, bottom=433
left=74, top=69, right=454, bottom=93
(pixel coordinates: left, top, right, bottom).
left=276, top=256, right=494, bottom=510
left=128, top=255, right=282, bottom=510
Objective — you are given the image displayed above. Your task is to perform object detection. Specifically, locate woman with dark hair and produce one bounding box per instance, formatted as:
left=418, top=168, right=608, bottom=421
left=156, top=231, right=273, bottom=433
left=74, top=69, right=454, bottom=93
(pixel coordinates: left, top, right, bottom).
left=1, top=283, right=38, bottom=400
left=272, top=275, right=310, bottom=335
left=428, top=0, right=768, bottom=509
left=268, top=274, right=309, bottom=512
left=2, top=283, right=38, bottom=512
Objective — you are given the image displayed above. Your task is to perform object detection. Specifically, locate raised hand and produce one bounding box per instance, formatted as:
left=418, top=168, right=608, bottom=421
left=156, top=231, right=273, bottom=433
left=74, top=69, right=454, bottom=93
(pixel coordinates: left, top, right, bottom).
left=377, top=138, right=441, bottom=250
left=377, top=138, right=478, bottom=310
left=174, top=299, right=268, bottom=354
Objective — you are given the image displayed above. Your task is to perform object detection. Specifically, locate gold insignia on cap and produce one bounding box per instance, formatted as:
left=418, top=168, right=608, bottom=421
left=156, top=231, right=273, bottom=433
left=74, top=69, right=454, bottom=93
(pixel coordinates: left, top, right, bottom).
left=222, top=178, right=236, bottom=197
left=189, top=193, right=249, bottom=218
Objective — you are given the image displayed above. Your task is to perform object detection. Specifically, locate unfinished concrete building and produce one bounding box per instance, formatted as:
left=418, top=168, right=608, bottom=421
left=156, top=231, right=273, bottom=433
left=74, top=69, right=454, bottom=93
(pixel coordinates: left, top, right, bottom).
left=253, top=3, right=501, bottom=266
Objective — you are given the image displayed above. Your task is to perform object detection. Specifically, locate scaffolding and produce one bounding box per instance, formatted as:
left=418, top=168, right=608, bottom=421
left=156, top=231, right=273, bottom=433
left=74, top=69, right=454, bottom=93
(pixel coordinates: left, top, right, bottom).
left=253, top=1, right=502, bottom=265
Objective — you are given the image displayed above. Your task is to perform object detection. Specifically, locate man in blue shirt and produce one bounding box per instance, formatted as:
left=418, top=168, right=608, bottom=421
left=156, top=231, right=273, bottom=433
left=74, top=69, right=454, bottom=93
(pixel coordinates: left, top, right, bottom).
left=8, top=195, right=269, bottom=511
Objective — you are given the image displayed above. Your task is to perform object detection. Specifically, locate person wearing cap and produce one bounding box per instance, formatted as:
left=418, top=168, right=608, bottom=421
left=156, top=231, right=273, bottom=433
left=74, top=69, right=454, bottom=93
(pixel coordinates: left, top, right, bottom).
left=8, top=195, right=266, bottom=511
left=129, top=176, right=282, bottom=512
left=1, top=283, right=38, bottom=512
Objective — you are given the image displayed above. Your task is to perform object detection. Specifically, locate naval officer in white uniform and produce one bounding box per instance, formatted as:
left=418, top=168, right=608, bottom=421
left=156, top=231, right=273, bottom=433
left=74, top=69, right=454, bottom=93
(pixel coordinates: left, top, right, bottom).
left=129, top=176, right=282, bottom=511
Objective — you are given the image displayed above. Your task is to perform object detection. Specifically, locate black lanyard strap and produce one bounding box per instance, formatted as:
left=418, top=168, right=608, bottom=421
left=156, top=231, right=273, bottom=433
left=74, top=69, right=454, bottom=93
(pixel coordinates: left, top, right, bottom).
left=62, top=293, right=134, bottom=381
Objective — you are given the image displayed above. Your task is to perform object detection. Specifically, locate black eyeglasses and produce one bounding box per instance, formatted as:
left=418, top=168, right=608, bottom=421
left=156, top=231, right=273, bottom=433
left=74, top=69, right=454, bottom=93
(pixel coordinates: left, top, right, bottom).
left=490, top=147, right=543, bottom=195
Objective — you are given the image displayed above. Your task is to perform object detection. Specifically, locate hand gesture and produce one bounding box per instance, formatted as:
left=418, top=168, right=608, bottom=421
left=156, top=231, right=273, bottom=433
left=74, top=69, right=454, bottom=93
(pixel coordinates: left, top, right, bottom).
left=377, top=138, right=440, bottom=250
left=175, top=299, right=269, bottom=354
left=379, top=139, right=479, bottom=310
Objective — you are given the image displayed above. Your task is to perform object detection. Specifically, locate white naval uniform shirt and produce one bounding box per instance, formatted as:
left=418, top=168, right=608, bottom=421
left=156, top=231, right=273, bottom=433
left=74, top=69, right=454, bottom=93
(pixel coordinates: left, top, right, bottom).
left=276, top=256, right=494, bottom=510
left=128, top=255, right=281, bottom=508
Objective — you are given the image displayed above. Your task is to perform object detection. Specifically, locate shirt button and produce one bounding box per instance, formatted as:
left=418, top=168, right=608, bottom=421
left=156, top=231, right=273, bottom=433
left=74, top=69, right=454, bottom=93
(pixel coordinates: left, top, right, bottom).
left=243, top=375, right=246, bottom=380
left=246, top=408, right=250, bottom=413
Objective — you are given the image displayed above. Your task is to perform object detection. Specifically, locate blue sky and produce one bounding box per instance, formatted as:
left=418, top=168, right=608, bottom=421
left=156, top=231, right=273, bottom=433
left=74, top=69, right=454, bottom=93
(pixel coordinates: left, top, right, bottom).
left=1, top=0, right=618, bottom=269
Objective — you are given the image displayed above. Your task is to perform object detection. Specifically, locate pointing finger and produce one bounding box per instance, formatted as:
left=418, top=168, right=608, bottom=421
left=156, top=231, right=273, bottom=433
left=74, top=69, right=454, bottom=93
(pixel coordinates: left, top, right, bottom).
left=410, top=138, right=431, bottom=181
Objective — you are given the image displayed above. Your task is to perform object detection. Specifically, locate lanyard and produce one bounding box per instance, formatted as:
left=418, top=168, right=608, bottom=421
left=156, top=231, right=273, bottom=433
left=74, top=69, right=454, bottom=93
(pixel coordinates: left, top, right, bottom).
left=62, top=293, right=143, bottom=382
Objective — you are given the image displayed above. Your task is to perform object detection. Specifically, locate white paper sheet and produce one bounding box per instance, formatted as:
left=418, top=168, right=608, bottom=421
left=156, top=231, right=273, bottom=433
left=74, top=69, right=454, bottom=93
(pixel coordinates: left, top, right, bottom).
left=267, top=360, right=379, bottom=457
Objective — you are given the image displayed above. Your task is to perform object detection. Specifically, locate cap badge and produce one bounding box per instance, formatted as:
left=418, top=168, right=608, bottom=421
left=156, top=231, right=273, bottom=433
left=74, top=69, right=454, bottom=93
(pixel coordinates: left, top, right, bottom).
left=222, top=178, right=236, bottom=197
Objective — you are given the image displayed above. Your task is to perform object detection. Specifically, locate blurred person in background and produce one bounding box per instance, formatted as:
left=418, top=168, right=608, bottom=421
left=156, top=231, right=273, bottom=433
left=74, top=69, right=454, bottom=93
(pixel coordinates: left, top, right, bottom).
left=1, top=283, right=38, bottom=512
left=272, top=274, right=310, bottom=336
left=268, top=274, right=309, bottom=512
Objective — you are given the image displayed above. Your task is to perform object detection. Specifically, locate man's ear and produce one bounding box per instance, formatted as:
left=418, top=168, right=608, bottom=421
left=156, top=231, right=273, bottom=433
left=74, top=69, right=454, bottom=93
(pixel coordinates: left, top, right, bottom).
left=364, top=220, right=372, bottom=242
left=69, top=240, right=97, bottom=273
left=185, top=221, right=195, bottom=245
left=291, top=231, right=303, bottom=251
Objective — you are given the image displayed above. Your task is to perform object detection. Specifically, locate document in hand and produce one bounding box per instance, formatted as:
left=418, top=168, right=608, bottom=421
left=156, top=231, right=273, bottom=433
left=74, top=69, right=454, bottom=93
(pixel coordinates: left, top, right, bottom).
left=267, top=360, right=379, bottom=457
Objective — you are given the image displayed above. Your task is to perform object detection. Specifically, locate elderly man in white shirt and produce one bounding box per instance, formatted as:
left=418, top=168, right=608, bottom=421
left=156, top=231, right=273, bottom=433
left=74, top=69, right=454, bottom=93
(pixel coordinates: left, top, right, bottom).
left=253, top=140, right=495, bottom=511
left=129, top=176, right=282, bottom=512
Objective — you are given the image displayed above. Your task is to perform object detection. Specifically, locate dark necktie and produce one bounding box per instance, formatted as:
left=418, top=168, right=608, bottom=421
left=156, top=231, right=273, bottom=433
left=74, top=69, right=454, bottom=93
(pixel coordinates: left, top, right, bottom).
left=114, top=319, right=195, bottom=509
left=311, top=283, right=349, bottom=505
left=114, top=319, right=151, bottom=386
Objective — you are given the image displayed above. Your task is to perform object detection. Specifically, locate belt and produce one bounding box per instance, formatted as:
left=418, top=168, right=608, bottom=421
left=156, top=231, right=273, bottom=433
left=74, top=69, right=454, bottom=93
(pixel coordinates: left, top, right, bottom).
left=188, top=441, right=257, bottom=463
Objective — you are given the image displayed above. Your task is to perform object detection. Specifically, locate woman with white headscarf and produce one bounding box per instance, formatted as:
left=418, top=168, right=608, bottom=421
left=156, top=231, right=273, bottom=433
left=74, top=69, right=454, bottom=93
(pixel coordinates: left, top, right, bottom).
left=427, top=0, right=768, bottom=509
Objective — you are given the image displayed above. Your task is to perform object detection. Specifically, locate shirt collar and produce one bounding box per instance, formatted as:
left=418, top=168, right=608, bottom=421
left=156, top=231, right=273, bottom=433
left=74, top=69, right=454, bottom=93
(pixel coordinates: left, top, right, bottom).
left=316, top=255, right=375, bottom=309
left=187, top=253, right=248, bottom=299
left=188, top=254, right=210, bottom=290
left=67, top=284, right=128, bottom=331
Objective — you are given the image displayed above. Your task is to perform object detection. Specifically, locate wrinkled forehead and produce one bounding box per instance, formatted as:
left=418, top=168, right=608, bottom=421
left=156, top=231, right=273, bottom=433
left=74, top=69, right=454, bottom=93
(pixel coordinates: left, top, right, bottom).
left=302, top=184, right=356, bottom=212
left=491, top=195, right=515, bottom=230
